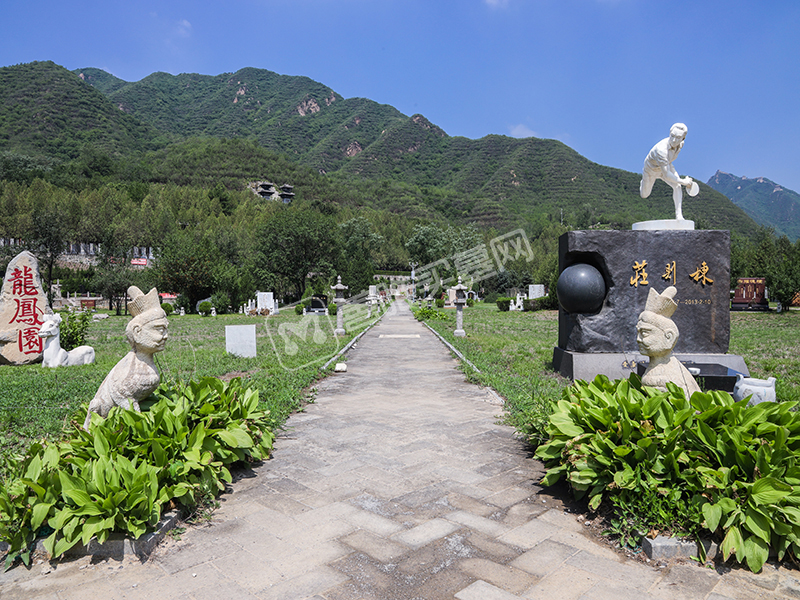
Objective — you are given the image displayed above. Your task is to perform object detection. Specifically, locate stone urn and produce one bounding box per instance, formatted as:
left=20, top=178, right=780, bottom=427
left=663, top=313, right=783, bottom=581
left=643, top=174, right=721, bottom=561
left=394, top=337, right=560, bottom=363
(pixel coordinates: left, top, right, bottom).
left=733, top=374, right=777, bottom=406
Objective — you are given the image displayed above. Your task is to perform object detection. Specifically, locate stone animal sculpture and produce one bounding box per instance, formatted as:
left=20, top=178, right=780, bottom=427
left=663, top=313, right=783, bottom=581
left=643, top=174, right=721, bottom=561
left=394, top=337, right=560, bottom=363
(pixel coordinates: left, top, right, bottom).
left=84, top=286, right=169, bottom=429
left=38, top=313, right=95, bottom=368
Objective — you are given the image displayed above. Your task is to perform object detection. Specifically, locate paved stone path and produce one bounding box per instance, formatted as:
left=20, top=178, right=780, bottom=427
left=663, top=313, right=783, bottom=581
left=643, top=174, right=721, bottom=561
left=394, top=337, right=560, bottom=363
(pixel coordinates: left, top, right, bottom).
left=3, top=301, right=800, bottom=599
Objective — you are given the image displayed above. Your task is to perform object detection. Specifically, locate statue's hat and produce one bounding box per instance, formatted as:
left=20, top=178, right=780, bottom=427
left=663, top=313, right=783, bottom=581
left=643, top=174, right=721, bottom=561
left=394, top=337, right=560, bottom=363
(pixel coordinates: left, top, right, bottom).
left=128, top=286, right=161, bottom=317
left=644, top=286, right=678, bottom=319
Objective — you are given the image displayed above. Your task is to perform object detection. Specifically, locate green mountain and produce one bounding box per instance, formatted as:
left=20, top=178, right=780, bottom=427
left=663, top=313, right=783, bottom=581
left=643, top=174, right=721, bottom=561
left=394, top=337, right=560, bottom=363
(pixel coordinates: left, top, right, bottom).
left=0, top=61, right=162, bottom=160
left=707, top=170, right=800, bottom=241
left=0, top=61, right=760, bottom=237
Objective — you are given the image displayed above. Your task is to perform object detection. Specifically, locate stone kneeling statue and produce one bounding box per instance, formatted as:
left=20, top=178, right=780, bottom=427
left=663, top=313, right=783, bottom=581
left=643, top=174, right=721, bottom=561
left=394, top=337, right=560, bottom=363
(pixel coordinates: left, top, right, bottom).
left=636, top=285, right=700, bottom=398
left=84, top=286, right=169, bottom=429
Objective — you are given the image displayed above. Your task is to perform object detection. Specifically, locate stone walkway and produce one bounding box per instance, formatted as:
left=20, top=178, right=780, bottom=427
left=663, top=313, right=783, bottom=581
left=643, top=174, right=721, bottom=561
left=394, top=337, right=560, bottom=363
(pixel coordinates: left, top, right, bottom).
left=2, top=301, right=800, bottom=599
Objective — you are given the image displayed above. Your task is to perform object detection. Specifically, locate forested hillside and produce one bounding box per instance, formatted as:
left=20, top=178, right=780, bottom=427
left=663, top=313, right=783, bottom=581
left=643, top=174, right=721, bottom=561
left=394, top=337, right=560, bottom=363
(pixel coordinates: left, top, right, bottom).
left=0, top=61, right=759, bottom=236
left=0, top=61, right=163, bottom=161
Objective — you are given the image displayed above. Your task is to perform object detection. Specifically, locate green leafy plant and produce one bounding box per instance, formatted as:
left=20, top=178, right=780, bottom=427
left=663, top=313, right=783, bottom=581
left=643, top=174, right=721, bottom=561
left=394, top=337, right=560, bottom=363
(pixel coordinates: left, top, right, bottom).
left=198, top=301, right=213, bottom=316
left=161, top=302, right=175, bottom=316
left=435, top=297, right=445, bottom=308
left=536, top=375, right=800, bottom=573
left=0, top=377, right=274, bottom=569
left=211, top=292, right=231, bottom=315
left=412, top=307, right=447, bottom=321
left=58, top=310, right=92, bottom=351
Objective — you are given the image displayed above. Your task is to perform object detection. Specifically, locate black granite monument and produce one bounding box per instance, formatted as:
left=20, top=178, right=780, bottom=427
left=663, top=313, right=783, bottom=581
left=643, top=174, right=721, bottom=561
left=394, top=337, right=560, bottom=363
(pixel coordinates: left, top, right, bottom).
left=553, top=229, right=749, bottom=381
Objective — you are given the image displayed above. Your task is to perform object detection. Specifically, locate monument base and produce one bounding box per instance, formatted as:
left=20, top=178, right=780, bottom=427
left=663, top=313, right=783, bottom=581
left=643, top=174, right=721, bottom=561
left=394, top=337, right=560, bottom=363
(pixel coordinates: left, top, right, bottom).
left=553, top=347, right=749, bottom=383
left=632, top=219, right=695, bottom=230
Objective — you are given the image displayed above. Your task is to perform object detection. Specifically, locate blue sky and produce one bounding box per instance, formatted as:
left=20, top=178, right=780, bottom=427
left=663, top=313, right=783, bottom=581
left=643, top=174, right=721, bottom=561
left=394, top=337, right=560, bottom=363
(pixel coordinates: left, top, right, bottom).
left=3, top=0, right=800, bottom=194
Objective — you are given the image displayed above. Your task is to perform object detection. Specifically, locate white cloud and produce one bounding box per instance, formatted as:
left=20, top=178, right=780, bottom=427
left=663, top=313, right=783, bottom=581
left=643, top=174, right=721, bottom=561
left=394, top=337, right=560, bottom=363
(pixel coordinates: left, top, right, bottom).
left=509, top=124, right=538, bottom=138
left=484, top=0, right=510, bottom=8
left=176, top=19, right=192, bottom=38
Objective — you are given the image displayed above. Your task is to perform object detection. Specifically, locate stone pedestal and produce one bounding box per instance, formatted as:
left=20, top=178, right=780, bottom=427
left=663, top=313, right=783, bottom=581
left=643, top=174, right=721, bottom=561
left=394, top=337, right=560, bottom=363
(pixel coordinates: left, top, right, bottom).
left=454, top=305, right=465, bottom=337
left=553, top=229, right=748, bottom=381
left=335, top=307, right=345, bottom=336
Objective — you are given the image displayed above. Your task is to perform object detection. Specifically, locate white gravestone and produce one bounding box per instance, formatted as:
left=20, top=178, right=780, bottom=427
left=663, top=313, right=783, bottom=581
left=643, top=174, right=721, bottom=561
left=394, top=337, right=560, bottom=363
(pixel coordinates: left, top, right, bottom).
left=256, top=291, right=278, bottom=315
left=226, top=324, right=257, bottom=358
left=528, top=284, right=546, bottom=299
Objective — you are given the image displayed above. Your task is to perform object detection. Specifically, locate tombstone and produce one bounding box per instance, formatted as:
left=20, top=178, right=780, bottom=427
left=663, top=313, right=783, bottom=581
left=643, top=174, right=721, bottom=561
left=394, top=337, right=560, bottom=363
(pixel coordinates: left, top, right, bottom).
left=306, top=295, right=328, bottom=314
left=731, top=277, right=769, bottom=311
left=226, top=324, right=257, bottom=358
left=552, top=229, right=749, bottom=382
left=256, top=291, right=279, bottom=315
left=528, top=284, right=546, bottom=300
left=446, top=288, right=457, bottom=307
left=0, top=251, right=52, bottom=365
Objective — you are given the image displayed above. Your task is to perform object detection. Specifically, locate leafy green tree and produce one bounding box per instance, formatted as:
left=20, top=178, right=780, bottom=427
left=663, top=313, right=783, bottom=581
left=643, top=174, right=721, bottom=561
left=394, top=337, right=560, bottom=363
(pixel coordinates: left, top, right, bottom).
left=248, top=207, right=340, bottom=302
left=338, top=217, right=384, bottom=296
left=154, top=229, right=220, bottom=312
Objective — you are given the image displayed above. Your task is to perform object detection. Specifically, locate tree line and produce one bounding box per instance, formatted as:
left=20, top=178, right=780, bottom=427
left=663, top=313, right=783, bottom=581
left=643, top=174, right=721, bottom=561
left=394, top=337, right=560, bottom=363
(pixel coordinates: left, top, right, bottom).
left=1, top=173, right=798, bottom=314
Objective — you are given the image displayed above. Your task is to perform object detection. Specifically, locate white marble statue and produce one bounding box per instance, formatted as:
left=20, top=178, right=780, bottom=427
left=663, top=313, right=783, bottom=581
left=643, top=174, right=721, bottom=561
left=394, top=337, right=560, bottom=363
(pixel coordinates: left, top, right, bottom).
left=636, top=286, right=701, bottom=398
left=38, top=313, right=95, bottom=367
left=639, top=123, right=699, bottom=221
left=84, top=286, right=169, bottom=429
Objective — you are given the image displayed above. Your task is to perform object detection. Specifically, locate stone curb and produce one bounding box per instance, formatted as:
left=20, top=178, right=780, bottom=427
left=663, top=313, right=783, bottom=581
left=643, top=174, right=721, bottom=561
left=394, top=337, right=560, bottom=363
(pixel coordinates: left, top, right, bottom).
left=642, top=535, right=718, bottom=561
left=0, top=510, right=181, bottom=562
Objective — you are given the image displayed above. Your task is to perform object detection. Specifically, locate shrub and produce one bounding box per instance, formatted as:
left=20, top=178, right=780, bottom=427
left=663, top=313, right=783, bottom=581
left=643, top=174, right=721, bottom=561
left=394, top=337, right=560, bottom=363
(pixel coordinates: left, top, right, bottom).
left=161, top=302, right=174, bottom=316
left=175, top=294, right=191, bottom=314
left=327, top=302, right=337, bottom=315
left=58, top=310, right=91, bottom=351
left=466, top=298, right=475, bottom=307
left=211, top=292, right=231, bottom=315
left=483, top=291, right=499, bottom=303
left=0, top=377, right=274, bottom=569
left=294, top=303, right=305, bottom=315
left=435, top=298, right=445, bottom=308
left=496, top=297, right=512, bottom=311
left=198, top=301, right=213, bottom=316
left=413, top=307, right=446, bottom=321
left=536, top=375, right=800, bottom=573
left=537, top=294, right=558, bottom=310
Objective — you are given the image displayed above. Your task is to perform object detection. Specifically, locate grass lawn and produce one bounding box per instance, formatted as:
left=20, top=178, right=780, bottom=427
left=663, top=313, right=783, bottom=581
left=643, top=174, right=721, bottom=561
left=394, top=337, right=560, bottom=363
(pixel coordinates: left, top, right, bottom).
left=0, top=305, right=381, bottom=462
left=419, top=302, right=800, bottom=445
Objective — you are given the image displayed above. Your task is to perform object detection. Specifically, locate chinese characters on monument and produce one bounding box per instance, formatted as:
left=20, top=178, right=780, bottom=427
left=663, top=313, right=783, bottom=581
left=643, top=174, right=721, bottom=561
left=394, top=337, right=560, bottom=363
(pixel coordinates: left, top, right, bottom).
left=0, top=251, right=50, bottom=365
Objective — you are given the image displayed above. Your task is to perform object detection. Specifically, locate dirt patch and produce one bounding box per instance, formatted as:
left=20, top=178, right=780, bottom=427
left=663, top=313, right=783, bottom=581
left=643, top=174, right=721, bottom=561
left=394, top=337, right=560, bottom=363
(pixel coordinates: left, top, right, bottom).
left=218, top=370, right=257, bottom=382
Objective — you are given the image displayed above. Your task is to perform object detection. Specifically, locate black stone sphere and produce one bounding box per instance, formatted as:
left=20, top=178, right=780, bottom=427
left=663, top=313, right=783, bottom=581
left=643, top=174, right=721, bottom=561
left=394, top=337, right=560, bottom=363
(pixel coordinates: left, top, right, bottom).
left=557, top=263, right=606, bottom=313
